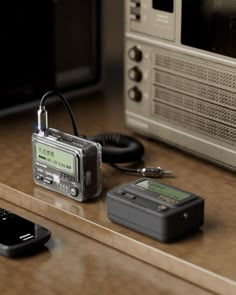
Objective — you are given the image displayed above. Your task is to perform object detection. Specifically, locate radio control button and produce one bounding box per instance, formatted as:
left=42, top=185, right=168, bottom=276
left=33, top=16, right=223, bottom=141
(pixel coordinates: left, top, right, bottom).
left=130, top=0, right=141, bottom=21
left=128, top=47, right=142, bottom=62
left=128, top=66, right=142, bottom=82
left=35, top=175, right=43, bottom=181
left=44, top=178, right=53, bottom=185
left=70, top=186, right=79, bottom=197
left=128, top=86, right=142, bottom=102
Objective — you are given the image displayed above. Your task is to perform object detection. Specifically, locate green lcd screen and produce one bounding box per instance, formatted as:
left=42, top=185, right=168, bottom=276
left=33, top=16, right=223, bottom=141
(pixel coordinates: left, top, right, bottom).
left=36, top=142, right=75, bottom=174
left=136, top=180, right=191, bottom=201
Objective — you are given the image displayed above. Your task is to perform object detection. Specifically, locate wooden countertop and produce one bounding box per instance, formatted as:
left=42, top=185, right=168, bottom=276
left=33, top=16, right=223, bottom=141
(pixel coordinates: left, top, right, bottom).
left=1, top=199, right=210, bottom=295
left=1, top=91, right=236, bottom=294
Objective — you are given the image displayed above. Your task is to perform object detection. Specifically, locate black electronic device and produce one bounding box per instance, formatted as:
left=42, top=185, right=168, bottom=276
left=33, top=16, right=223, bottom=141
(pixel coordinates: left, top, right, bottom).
left=107, top=178, right=204, bottom=242
left=0, top=208, right=51, bottom=257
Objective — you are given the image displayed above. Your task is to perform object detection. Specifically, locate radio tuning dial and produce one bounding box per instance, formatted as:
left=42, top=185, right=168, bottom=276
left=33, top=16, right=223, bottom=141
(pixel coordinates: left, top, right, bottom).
left=128, top=46, right=143, bottom=62
left=128, top=66, right=142, bottom=82
left=128, top=86, right=142, bottom=102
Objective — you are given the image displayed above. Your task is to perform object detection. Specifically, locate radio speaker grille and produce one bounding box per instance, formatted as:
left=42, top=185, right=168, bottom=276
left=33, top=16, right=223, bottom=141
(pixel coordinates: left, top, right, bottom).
left=152, top=101, right=236, bottom=145
left=154, top=71, right=236, bottom=109
left=153, top=87, right=236, bottom=127
left=152, top=50, right=236, bottom=145
left=154, top=52, right=236, bottom=91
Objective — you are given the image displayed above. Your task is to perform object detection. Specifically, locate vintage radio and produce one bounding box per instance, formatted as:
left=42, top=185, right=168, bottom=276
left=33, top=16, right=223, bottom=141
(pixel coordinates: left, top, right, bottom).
left=124, top=0, right=236, bottom=170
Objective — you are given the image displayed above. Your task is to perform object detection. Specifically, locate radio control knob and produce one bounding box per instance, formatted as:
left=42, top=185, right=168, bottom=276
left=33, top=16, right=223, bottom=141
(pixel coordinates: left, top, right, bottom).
left=128, top=66, right=142, bottom=82
left=128, top=46, right=143, bottom=62
left=128, top=86, right=142, bottom=102
left=70, top=186, right=79, bottom=197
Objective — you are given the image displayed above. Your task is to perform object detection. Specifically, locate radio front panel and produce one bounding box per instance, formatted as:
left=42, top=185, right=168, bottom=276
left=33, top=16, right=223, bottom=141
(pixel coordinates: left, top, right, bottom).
left=125, top=0, right=236, bottom=171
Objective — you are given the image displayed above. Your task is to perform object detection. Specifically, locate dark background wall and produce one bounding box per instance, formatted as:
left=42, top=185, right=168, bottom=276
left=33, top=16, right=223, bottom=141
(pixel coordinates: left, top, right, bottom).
left=0, top=0, right=125, bottom=115
left=103, top=0, right=124, bottom=94
left=103, top=0, right=124, bottom=64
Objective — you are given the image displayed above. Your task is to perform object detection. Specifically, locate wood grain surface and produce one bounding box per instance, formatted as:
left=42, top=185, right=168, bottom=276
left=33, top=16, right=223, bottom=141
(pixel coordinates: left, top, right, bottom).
left=0, top=198, right=211, bottom=295
left=0, top=91, right=236, bottom=294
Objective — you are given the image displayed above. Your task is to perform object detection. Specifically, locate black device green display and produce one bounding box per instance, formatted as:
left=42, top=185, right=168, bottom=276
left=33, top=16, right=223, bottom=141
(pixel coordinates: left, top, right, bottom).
left=107, top=178, right=204, bottom=242
left=36, top=142, right=74, bottom=174
left=136, top=179, right=191, bottom=201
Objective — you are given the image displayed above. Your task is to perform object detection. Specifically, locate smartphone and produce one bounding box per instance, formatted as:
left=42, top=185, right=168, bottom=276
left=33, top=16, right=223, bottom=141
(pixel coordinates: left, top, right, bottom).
left=0, top=208, right=51, bottom=257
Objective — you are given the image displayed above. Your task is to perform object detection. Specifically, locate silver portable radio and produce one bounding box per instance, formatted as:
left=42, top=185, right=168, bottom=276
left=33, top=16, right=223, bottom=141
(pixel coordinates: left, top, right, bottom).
left=32, top=91, right=102, bottom=202
left=32, top=128, right=102, bottom=202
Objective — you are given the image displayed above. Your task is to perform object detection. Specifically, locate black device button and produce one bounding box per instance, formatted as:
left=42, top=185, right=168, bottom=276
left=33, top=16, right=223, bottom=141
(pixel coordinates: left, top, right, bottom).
left=157, top=204, right=169, bottom=212
left=124, top=193, right=136, bottom=200
left=70, top=186, right=79, bottom=197
left=159, top=195, right=177, bottom=204
left=114, top=189, right=125, bottom=195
